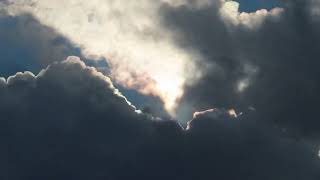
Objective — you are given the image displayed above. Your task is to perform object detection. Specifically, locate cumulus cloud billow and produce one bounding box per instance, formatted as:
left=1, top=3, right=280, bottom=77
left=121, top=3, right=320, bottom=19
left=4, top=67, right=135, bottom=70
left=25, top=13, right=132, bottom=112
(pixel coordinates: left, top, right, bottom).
left=219, top=1, right=283, bottom=29
left=1, top=57, right=320, bottom=179
left=0, top=57, right=152, bottom=179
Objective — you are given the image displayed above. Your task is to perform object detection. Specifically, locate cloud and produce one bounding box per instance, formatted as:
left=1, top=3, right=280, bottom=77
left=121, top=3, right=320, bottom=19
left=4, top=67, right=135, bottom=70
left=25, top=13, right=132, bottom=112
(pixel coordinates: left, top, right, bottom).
left=2, top=0, right=208, bottom=114
left=183, top=108, right=320, bottom=180
left=0, top=77, right=5, bottom=86
left=1, top=0, right=288, bottom=117
left=3, top=0, right=320, bottom=141
left=1, top=57, right=320, bottom=179
left=1, top=1, right=320, bottom=178
left=1, top=56, right=154, bottom=179
left=220, top=1, right=283, bottom=29
left=159, top=0, right=320, bottom=140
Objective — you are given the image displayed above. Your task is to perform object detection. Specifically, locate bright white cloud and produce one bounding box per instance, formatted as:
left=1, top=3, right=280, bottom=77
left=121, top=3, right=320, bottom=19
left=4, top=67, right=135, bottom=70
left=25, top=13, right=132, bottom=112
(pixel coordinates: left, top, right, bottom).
left=219, top=1, right=284, bottom=29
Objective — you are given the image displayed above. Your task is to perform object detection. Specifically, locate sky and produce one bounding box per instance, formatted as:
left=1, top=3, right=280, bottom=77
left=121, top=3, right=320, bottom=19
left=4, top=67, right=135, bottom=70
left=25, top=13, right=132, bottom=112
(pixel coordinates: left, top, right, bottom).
left=1, top=0, right=320, bottom=179
left=236, top=0, right=283, bottom=12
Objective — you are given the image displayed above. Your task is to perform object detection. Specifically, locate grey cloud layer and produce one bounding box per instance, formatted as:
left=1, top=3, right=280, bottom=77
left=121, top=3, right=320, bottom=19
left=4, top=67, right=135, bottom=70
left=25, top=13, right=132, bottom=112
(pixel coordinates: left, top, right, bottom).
left=1, top=58, right=320, bottom=179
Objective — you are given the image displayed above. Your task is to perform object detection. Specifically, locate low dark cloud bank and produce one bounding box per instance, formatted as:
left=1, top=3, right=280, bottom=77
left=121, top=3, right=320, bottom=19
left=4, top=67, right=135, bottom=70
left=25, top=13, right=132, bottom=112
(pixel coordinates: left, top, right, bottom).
left=1, top=58, right=319, bottom=179
left=162, top=0, right=320, bottom=138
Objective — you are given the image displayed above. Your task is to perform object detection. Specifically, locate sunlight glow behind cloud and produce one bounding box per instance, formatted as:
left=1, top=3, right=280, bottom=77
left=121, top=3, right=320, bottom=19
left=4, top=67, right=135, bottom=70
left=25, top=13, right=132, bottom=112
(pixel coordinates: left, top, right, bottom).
left=4, top=0, right=203, bottom=116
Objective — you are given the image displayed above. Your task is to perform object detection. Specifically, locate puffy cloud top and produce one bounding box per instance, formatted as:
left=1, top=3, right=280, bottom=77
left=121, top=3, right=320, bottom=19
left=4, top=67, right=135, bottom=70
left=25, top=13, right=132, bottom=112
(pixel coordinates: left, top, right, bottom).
left=220, top=1, right=284, bottom=29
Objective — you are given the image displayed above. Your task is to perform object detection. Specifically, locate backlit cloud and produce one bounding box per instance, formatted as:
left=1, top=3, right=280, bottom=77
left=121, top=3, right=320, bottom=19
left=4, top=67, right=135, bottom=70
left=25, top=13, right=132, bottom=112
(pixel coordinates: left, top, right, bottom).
left=3, top=0, right=205, bottom=115
left=2, top=0, right=283, bottom=116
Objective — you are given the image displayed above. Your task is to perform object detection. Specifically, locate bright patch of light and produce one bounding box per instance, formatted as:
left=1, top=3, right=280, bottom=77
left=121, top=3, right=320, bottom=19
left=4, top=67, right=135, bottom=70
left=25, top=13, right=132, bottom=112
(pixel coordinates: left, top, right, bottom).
left=155, top=75, right=184, bottom=115
left=237, top=78, right=250, bottom=92
left=228, top=109, right=238, bottom=118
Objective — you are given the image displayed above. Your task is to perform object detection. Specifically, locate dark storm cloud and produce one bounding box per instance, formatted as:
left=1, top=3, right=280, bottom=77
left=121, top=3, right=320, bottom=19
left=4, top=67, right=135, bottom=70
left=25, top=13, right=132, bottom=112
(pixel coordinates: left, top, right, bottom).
left=1, top=58, right=319, bottom=179
left=161, top=0, right=320, bottom=138
left=1, top=57, right=154, bottom=179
